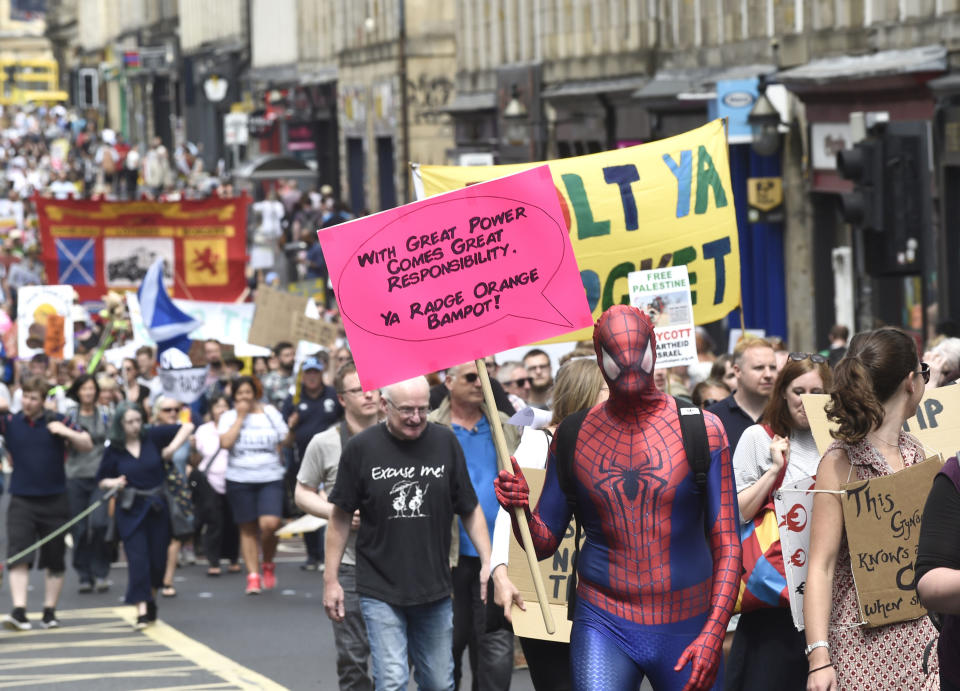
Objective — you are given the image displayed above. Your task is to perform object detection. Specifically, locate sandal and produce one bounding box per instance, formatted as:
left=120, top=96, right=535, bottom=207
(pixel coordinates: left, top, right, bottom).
left=206, top=567, right=222, bottom=577
left=160, top=584, right=177, bottom=597
left=227, top=563, right=242, bottom=573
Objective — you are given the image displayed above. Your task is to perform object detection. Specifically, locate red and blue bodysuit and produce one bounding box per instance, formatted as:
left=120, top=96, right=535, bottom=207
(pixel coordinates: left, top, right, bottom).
left=496, top=306, right=741, bottom=690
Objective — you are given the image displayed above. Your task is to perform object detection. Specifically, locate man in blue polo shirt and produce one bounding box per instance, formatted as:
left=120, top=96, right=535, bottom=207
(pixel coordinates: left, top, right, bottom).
left=429, top=361, right=520, bottom=691
left=282, top=354, right=343, bottom=570
left=1, top=376, right=92, bottom=631
left=706, top=337, right=777, bottom=454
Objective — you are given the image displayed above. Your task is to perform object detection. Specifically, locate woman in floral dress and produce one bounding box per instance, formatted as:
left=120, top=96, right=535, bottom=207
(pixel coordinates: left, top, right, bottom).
left=804, top=328, right=939, bottom=691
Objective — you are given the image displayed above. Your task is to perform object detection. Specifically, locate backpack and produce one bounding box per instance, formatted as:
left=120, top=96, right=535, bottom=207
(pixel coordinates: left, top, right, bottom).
left=554, top=397, right=710, bottom=619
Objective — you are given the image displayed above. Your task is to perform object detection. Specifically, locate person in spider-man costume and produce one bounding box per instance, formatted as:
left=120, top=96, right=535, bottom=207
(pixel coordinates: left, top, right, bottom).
left=495, top=305, right=741, bottom=691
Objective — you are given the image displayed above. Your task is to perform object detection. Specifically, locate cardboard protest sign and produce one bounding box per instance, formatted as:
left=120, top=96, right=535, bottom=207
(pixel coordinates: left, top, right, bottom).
left=840, top=457, right=940, bottom=627
left=507, top=468, right=577, bottom=642
left=413, top=120, right=740, bottom=341
left=803, top=387, right=960, bottom=461
left=159, top=367, right=209, bottom=404
left=774, top=475, right=817, bottom=630
left=628, top=266, right=697, bottom=368
left=17, top=285, right=74, bottom=360
left=318, top=165, right=593, bottom=390
left=247, top=286, right=339, bottom=350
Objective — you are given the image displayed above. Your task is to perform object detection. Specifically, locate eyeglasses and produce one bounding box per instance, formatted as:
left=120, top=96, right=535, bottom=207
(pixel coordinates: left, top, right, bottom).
left=457, top=372, right=480, bottom=384
left=700, top=399, right=720, bottom=408
left=918, top=362, right=930, bottom=384
left=160, top=407, right=181, bottom=413
left=506, top=377, right=533, bottom=388
left=788, top=352, right=828, bottom=364
left=385, top=400, right=429, bottom=418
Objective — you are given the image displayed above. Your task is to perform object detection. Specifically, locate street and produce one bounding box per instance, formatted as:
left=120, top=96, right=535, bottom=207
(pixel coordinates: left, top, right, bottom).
left=0, top=496, right=538, bottom=690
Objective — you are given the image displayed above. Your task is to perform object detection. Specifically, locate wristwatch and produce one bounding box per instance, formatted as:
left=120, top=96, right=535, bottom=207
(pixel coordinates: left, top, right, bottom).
left=804, top=640, right=829, bottom=656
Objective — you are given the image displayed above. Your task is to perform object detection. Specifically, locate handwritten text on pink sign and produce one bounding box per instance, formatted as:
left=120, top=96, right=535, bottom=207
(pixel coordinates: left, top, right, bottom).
left=318, top=166, right=592, bottom=388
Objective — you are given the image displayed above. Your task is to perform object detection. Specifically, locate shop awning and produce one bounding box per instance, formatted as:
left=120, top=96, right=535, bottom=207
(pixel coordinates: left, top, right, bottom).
left=775, top=44, right=946, bottom=87
left=437, top=91, right=497, bottom=113
left=541, top=75, right=648, bottom=99
left=632, top=69, right=719, bottom=103
left=234, top=155, right=317, bottom=181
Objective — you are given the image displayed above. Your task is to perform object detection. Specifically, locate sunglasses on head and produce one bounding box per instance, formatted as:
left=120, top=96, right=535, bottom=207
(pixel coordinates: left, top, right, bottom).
left=507, top=377, right=533, bottom=387
left=788, top=352, right=828, bottom=364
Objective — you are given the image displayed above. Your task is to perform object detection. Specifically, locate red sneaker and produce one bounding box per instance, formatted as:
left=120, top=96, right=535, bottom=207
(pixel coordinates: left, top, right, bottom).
left=245, top=572, right=262, bottom=595
left=262, top=562, right=276, bottom=590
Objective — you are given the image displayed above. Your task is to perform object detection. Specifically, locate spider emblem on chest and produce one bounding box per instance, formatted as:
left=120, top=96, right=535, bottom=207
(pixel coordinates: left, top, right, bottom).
left=593, top=447, right=668, bottom=519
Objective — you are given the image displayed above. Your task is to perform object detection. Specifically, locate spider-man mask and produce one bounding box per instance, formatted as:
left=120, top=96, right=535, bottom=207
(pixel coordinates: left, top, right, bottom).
left=593, top=305, right=658, bottom=407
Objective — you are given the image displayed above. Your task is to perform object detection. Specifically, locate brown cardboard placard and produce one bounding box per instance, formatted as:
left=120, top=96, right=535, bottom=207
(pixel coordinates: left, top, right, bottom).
left=840, top=457, right=941, bottom=627
left=43, top=313, right=65, bottom=359
left=248, top=286, right=338, bottom=348
left=803, top=388, right=960, bottom=461
left=506, top=468, right=577, bottom=642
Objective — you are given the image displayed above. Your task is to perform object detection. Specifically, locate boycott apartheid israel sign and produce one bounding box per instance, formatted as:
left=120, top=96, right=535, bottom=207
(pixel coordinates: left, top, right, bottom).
left=317, top=165, right=594, bottom=389
left=413, top=120, right=740, bottom=342
left=840, top=457, right=941, bottom=628
left=628, top=266, right=697, bottom=368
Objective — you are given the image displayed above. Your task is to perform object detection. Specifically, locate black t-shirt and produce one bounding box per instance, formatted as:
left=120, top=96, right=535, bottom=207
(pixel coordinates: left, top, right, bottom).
left=329, top=422, right=478, bottom=606
left=282, top=387, right=343, bottom=461
left=706, top=394, right=757, bottom=455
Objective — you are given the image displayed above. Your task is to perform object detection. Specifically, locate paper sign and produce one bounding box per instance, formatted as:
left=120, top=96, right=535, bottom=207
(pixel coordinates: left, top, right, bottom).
left=159, top=367, right=210, bottom=404
left=319, top=165, right=593, bottom=390
left=17, top=284, right=75, bottom=360
left=628, top=266, right=697, bottom=368
left=43, top=313, right=66, bottom=359
left=803, top=387, right=960, bottom=461
left=840, top=458, right=941, bottom=627
left=248, top=286, right=339, bottom=350
left=774, top=475, right=817, bottom=630
left=414, top=120, right=741, bottom=342
left=507, top=468, right=577, bottom=642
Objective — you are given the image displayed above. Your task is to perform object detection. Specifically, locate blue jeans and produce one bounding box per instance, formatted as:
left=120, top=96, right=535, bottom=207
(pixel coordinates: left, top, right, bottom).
left=360, top=595, right=454, bottom=691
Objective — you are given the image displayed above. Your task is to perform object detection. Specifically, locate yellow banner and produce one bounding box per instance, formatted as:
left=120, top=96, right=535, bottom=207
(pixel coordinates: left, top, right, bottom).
left=415, top=120, right=740, bottom=340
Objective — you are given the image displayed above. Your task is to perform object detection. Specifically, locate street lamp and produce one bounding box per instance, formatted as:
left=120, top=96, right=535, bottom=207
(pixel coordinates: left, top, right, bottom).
left=748, top=76, right=782, bottom=156
left=503, top=84, right=528, bottom=148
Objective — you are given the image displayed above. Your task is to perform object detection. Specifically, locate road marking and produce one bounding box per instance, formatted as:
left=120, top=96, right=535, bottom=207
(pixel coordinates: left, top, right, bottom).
left=0, top=607, right=288, bottom=690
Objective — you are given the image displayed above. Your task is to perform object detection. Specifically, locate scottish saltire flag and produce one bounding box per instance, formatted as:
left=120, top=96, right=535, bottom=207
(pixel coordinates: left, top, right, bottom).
left=55, top=238, right=96, bottom=285
left=137, top=259, right=201, bottom=356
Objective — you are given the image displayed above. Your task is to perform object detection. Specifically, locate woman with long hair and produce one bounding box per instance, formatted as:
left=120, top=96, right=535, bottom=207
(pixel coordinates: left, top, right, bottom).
left=120, top=358, right=150, bottom=411
left=725, top=354, right=832, bottom=690
left=192, top=394, right=240, bottom=576
left=804, top=328, right=939, bottom=690
left=64, top=374, right=113, bottom=593
left=96, top=401, right=194, bottom=629
left=218, top=375, right=288, bottom=595
left=490, top=358, right=609, bottom=691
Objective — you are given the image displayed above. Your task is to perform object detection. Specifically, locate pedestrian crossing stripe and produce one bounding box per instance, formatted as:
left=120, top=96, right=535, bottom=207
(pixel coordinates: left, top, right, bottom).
left=55, top=237, right=96, bottom=285
left=0, top=607, right=286, bottom=691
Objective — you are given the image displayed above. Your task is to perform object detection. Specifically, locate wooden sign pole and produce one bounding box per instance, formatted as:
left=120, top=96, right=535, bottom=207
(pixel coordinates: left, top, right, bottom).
left=475, top=359, right=556, bottom=634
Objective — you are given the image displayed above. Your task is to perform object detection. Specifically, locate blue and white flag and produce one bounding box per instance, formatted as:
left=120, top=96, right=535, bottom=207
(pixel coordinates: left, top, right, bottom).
left=137, top=259, right=201, bottom=355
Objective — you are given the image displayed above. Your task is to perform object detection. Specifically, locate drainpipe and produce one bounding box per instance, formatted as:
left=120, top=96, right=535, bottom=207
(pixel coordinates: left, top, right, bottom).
left=398, top=0, right=410, bottom=204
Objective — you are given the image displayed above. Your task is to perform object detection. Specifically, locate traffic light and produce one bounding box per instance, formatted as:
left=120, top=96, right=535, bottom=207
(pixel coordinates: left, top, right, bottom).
left=837, top=136, right=884, bottom=232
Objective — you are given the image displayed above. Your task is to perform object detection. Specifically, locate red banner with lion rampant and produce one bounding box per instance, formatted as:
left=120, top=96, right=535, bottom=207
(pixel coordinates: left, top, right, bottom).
left=35, top=195, right=249, bottom=302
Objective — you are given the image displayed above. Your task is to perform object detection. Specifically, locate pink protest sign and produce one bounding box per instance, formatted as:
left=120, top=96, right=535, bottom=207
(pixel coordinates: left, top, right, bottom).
left=318, top=165, right=593, bottom=390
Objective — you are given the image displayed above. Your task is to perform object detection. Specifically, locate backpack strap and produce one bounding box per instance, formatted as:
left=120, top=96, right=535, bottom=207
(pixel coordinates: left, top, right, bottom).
left=554, top=409, right=588, bottom=621
left=674, top=397, right=711, bottom=494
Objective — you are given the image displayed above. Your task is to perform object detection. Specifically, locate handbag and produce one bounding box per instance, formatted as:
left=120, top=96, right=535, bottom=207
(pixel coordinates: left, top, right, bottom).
left=733, top=424, right=790, bottom=614
left=164, top=458, right=195, bottom=539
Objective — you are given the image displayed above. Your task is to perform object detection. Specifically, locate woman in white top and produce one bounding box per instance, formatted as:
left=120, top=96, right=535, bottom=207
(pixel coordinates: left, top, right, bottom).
left=219, top=376, right=288, bottom=595
left=725, top=353, right=832, bottom=691
left=490, top=358, right=609, bottom=691
left=193, top=394, right=239, bottom=576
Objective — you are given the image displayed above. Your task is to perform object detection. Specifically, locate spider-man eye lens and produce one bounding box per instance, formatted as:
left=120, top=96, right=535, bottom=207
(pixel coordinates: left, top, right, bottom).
left=640, top=341, right=654, bottom=374
left=600, top=347, right=621, bottom=381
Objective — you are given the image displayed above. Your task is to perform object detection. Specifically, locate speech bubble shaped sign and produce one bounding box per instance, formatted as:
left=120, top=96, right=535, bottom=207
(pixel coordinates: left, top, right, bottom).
left=319, top=165, right=593, bottom=390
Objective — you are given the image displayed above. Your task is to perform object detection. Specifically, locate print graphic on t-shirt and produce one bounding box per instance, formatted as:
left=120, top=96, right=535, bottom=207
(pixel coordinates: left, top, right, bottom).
left=390, top=480, right=429, bottom=519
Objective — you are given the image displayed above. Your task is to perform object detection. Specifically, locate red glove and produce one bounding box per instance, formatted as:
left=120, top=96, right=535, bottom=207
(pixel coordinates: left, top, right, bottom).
left=494, top=457, right=530, bottom=511
left=674, top=630, right=723, bottom=691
